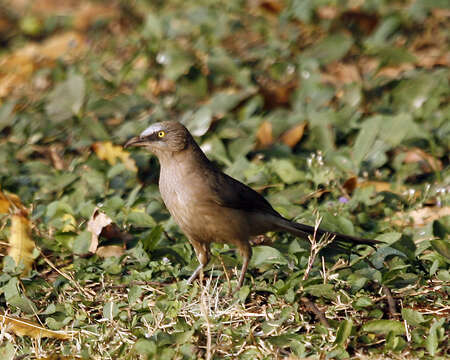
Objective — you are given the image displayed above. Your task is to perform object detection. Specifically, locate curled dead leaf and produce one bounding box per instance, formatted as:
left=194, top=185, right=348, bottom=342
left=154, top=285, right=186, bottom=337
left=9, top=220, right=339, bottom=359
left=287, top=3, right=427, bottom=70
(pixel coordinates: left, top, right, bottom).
left=342, top=176, right=358, bottom=194
left=256, top=121, right=273, bottom=148
left=280, top=122, right=307, bottom=148
left=402, top=148, right=442, bottom=173
left=96, top=245, right=125, bottom=258
left=0, top=314, right=72, bottom=340
left=87, top=209, right=112, bottom=253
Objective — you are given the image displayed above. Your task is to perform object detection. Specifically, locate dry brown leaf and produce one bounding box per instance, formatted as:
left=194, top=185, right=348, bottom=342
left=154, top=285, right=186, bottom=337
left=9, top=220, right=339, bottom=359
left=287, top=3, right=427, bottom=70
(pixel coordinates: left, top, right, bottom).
left=73, top=3, right=119, bottom=31
left=256, top=75, right=298, bottom=108
left=0, top=314, right=72, bottom=340
left=87, top=209, right=112, bottom=253
left=93, top=141, right=137, bottom=172
left=376, top=63, right=415, bottom=78
left=340, top=10, right=379, bottom=35
left=8, top=214, right=35, bottom=274
left=259, top=0, right=284, bottom=14
left=322, top=63, right=361, bottom=86
left=342, top=176, right=358, bottom=194
left=96, top=245, right=125, bottom=258
left=403, top=148, right=442, bottom=173
left=358, top=180, right=397, bottom=193
left=280, top=122, right=307, bottom=148
left=0, top=31, right=86, bottom=97
left=256, top=121, right=273, bottom=148
left=317, top=6, right=338, bottom=20
left=394, top=206, right=450, bottom=227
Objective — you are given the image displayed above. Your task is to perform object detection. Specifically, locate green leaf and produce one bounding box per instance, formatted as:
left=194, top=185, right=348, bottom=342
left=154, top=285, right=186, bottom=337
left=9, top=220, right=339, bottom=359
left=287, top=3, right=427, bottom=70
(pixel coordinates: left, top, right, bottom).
left=426, top=319, right=445, bottom=356
left=430, top=240, right=450, bottom=260
left=135, top=339, right=157, bottom=356
left=0, top=100, right=16, bottom=132
left=103, top=301, right=119, bottom=320
left=335, top=320, right=353, bottom=346
left=185, top=107, right=213, bottom=137
left=127, top=211, right=156, bottom=227
left=353, top=116, right=382, bottom=166
left=401, top=308, right=425, bottom=327
left=269, top=159, right=304, bottom=184
left=302, top=34, right=353, bottom=65
left=433, top=219, right=449, bottom=239
left=375, top=232, right=402, bottom=245
left=303, top=284, right=336, bottom=300
left=46, top=72, right=85, bottom=122
left=250, top=246, right=288, bottom=267
left=0, top=341, right=15, bottom=360
left=73, top=231, right=92, bottom=255
left=361, top=320, right=405, bottom=335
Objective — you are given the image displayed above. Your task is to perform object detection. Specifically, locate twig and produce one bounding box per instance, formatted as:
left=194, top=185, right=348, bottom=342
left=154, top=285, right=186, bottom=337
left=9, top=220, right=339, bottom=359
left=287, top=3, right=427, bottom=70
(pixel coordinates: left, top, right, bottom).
left=303, top=214, right=335, bottom=281
left=217, top=254, right=232, bottom=295
left=200, top=278, right=213, bottom=360
left=382, top=285, right=397, bottom=317
left=300, top=297, right=330, bottom=328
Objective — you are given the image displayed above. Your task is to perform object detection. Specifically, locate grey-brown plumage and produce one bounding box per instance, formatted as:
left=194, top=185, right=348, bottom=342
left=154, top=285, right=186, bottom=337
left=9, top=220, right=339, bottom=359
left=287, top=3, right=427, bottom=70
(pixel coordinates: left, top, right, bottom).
left=125, top=121, right=379, bottom=291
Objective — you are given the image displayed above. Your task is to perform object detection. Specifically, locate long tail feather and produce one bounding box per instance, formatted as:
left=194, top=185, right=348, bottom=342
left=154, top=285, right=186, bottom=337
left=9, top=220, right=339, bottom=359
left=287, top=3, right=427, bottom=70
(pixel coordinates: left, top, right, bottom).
left=275, top=217, right=380, bottom=247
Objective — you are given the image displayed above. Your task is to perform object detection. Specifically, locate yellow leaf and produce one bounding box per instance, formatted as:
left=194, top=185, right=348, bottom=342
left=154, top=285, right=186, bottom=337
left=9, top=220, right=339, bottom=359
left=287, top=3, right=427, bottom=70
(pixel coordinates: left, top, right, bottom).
left=0, top=190, right=25, bottom=214
left=93, top=141, right=137, bottom=172
left=0, top=314, right=72, bottom=340
left=8, top=215, right=35, bottom=274
left=61, top=214, right=77, bottom=232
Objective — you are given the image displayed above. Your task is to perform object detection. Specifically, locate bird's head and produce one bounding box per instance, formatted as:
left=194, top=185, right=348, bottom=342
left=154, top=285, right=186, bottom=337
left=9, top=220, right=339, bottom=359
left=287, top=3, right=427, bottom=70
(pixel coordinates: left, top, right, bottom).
left=124, top=121, right=191, bottom=155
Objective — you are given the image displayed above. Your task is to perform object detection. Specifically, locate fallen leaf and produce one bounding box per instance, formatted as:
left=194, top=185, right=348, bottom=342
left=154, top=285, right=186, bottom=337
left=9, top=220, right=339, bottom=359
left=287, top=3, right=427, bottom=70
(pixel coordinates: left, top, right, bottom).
left=394, top=207, right=450, bottom=227
left=322, top=63, right=361, bottom=85
left=342, top=176, right=358, bottom=194
left=403, top=148, right=442, bottom=173
left=256, top=121, right=273, bottom=148
left=93, top=141, right=137, bottom=172
left=317, top=6, right=338, bottom=20
left=0, top=190, right=25, bottom=214
left=340, top=10, right=379, bottom=35
left=256, top=75, right=298, bottom=108
left=8, top=214, right=35, bottom=274
left=280, top=122, right=307, bottom=148
left=0, top=31, right=86, bottom=98
left=357, top=180, right=396, bottom=193
left=61, top=214, right=77, bottom=232
left=376, top=63, right=415, bottom=78
left=72, top=3, right=119, bottom=31
left=0, top=314, right=71, bottom=340
left=87, top=209, right=112, bottom=253
left=96, top=245, right=125, bottom=258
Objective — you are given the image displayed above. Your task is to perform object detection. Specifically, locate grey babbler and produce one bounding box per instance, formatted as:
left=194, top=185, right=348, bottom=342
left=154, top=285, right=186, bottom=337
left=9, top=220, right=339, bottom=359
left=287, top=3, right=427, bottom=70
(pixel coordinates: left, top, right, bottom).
left=125, top=121, right=379, bottom=291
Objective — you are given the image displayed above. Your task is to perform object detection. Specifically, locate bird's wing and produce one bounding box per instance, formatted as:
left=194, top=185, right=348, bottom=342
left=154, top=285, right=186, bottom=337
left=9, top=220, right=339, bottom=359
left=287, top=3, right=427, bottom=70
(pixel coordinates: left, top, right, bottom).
left=206, top=168, right=281, bottom=217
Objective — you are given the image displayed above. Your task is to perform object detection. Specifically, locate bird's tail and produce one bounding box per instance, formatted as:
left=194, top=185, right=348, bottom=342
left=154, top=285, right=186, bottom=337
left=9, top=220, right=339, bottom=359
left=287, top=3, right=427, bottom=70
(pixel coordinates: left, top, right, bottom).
left=275, top=217, right=380, bottom=247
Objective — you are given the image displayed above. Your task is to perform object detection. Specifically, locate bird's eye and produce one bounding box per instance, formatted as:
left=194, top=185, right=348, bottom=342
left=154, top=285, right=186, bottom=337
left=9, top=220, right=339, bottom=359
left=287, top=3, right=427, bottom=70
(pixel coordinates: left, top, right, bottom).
left=157, top=131, right=165, bottom=138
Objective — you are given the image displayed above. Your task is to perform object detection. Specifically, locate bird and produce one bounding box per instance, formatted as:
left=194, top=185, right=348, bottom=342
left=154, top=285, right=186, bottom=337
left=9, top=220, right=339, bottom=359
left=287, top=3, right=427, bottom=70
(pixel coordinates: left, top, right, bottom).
left=124, top=121, right=379, bottom=291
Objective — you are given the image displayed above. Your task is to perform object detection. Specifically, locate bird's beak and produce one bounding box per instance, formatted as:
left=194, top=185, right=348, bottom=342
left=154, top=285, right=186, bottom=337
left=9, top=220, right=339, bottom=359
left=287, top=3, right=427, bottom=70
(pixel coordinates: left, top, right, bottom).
left=124, top=136, right=146, bottom=148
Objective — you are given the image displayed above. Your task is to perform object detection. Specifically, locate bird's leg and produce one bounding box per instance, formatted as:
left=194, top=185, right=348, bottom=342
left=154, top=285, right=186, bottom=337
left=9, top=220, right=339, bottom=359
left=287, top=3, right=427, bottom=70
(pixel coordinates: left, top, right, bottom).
left=187, top=241, right=210, bottom=285
left=235, top=242, right=252, bottom=293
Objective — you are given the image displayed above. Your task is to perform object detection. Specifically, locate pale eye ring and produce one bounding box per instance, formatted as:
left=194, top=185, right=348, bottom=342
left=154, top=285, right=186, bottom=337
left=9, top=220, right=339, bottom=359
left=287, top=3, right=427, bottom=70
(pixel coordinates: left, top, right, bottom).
left=157, top=131, right=165, bottom=138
